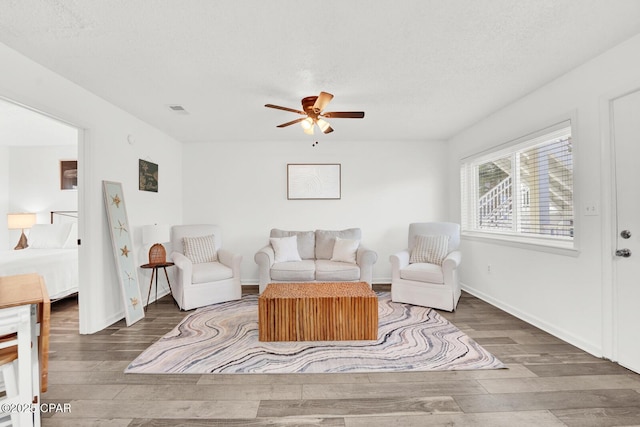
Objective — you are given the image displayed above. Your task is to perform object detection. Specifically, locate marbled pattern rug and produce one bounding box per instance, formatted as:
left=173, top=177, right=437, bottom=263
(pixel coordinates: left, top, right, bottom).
left=125, top=292, right=504, bottom=374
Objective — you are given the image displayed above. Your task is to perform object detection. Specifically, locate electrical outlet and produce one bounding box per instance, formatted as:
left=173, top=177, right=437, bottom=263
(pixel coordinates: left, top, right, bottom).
left=584, top=202, right=600, bottom=216
left=487, top=264, right=491, bottom=274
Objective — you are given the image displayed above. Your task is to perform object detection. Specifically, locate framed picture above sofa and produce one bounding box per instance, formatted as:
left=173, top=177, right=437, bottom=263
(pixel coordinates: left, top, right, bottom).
left=287, top=163, right=341, bottom=200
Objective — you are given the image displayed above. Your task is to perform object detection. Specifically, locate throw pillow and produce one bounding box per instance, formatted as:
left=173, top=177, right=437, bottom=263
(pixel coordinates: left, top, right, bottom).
left=270, top=235, right=302, bottom=263
left=183, top=234, right=217, bottom=264
left=330, top=237, right=360, bottom=264
left=410, top=234, right=450, bottom=265
left=28, top=223, right=74, bottom=249
left=315, top=228, right=362, bottom=260
left=270, top=229, right=315, bottom=259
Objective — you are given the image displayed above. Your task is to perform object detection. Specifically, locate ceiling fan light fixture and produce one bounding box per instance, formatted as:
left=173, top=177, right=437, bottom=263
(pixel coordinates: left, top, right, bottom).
left=317, top=119, right=331, bottom=133
left=303, top=123, right=315, bottom=135
left=265, top=91, right=364, bottom=135
left=300, top=117, right=314, bottom=130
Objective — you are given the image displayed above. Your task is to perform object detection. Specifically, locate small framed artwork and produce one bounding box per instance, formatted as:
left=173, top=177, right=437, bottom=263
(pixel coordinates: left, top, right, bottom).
left=287, top=163, right=341, bottom=200
left=139, top=159, right=158, bottom=192
left=60, top=160, right=78, bottom=190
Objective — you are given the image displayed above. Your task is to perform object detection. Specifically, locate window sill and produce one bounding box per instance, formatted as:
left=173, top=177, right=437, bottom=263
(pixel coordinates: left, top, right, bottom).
left=461, top=231, right=579, bottom=257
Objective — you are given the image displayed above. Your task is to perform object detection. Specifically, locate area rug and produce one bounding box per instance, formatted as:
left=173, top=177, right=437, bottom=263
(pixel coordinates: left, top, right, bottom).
left=125, top=292, right=504, bottom=374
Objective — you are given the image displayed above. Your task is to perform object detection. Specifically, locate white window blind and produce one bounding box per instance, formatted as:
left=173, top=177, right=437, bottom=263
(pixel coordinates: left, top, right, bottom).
left=461, top=121, right=573, bottom=243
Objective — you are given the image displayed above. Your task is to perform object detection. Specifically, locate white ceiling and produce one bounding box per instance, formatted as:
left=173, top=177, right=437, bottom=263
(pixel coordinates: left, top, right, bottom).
left=0, top=98, right=78, bottom=147
left=1, top=0, right=639, bottom=143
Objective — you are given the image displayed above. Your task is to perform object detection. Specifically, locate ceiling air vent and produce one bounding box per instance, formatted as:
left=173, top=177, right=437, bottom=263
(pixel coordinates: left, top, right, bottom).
left=167, top=105, right=189, bottom=115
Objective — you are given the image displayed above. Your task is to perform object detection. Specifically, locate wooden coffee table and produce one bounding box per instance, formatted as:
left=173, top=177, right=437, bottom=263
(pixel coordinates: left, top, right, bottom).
left=258, top=282, right=378, bottom=341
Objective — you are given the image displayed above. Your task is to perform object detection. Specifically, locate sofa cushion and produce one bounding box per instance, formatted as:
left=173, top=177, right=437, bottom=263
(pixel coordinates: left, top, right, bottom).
left=270, top=229, right=316, bottom=259
left=315, top=260, right=361, bottom=281
left=410, top=234, right=449, bottom=265
left=270, top=260, right=316, bottom=282
left=331, top=237, right=359, bottom=264
left=191, top=261, right=233, bottom=284
left=270, top=235, right=302, bottom=263
left=400, top=262, right=444, bottom=284
left=315, top=228, right=362, bottom=260
left=183, top=234, right=217, bottom=264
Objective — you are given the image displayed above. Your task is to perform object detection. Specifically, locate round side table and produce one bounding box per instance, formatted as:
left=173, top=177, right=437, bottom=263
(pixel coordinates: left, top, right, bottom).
left=140, top=262, right=175, bottom=310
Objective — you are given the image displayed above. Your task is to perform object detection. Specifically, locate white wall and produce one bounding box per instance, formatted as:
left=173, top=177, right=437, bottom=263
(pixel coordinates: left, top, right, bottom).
left=0, top=147, right=8, bottom=248
left=182, top=139, right=448, bottom=283
left=0, top=42, right=183, bottom=333
left=447, top=34, right=640, bottom=357
left=6, top=145, right=78, bottom=250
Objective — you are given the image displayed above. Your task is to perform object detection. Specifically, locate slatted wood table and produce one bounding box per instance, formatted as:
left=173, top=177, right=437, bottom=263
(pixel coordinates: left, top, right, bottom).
left=258, top=282, right=378, bottom=341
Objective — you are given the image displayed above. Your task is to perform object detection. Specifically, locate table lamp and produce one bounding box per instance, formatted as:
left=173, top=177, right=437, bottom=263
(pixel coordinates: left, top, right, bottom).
left=7, top=213, right=37, bottom=250
left=142, top=224, right=170, bottom=264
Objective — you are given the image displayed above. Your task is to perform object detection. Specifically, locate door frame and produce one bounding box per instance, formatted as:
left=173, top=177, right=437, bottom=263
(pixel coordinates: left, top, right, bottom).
left=0, top=94, right=88, bottom=333
left=599, top=84, right=640, bottom=363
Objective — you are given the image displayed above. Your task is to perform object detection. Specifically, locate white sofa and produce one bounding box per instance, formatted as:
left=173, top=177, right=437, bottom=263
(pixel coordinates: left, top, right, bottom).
left=170, top=224, right=242, bottom=310
left=389, top=222, right=462, bottom=311
left=254, top=228, right=378, bottom=294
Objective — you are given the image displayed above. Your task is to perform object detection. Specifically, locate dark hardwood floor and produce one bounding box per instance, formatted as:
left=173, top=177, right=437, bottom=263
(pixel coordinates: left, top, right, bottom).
left=41, top=285, right=640, bottom=426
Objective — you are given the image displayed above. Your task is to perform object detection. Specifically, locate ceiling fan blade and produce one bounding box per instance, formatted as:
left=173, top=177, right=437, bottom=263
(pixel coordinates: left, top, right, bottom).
left=265, top=104, right=306, bottom=115
left=313, top=92, right=334, bottom=113
left=322, top=111, right=365, bottom=119
left=277, top=117, right=306, bottom=128
left=316, top=119, right=334, bottom=134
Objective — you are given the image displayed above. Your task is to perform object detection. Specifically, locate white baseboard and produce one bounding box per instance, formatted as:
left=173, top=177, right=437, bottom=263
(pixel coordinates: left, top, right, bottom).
left=86, top=311, right=126, bottom=335
left=147, top=288, right=171, bottom=304
left=461, top=282, right=603, bottom=358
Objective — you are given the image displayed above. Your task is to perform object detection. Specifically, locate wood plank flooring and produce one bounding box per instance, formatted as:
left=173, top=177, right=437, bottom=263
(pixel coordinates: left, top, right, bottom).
left=41, top=285, right=640, bottom=426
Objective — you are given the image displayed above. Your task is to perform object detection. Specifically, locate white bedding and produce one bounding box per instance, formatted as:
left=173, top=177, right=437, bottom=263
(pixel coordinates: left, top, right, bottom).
left=0, top=248, right=78, bottom=300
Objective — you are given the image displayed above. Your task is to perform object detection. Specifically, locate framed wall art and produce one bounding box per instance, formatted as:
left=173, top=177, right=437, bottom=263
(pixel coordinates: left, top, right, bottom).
left=60, top=160, right=78, bottom=190
left=139, top=159, right=158, bottom=192
left=287, top=163, right=341, bottom=200
left=103, top=180, right=145, bottom=326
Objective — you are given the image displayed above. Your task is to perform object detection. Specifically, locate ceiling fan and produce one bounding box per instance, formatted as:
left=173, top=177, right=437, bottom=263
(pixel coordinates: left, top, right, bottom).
left=265, top=91, right=365, bottom=135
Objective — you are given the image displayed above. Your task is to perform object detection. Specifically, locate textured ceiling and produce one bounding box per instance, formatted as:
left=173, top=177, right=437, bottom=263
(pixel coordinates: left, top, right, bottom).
left=1, top=0, right=639, bottom=143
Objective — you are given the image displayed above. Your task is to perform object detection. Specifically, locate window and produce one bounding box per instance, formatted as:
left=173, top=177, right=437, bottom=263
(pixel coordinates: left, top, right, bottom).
left=461, top=121, right=573, bottom=246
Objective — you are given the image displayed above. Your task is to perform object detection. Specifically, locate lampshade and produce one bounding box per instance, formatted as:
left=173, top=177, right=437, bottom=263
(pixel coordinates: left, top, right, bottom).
left=7, top=213, right=37, bottom=230
left=317, top=119, right=331, bottom=133
left=142, top=224, right=170, bottom=245
left=300, top=117, right=314, bottom=130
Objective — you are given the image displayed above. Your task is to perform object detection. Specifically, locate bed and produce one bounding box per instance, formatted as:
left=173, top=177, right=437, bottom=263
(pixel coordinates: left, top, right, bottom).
left=0, top=211, right=78, bottom=300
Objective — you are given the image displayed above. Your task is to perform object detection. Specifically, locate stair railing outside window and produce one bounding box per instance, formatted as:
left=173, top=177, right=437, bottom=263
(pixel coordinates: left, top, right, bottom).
left=460, top=120, right=573, bottom=248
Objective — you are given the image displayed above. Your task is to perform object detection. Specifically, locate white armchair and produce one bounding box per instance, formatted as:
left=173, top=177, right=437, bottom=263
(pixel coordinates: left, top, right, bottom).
left=389, top=222, right=462, bottom=311
left=170, top=224, right=242, bottom=310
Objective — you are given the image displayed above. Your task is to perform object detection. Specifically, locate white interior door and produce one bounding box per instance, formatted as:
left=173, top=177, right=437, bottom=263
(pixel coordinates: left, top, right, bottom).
left=612, top=88, right=640, bottom=374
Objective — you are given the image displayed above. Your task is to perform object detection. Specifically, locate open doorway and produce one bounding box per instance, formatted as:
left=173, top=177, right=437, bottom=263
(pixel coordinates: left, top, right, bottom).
left=0, top=97, right=81, bottom=323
